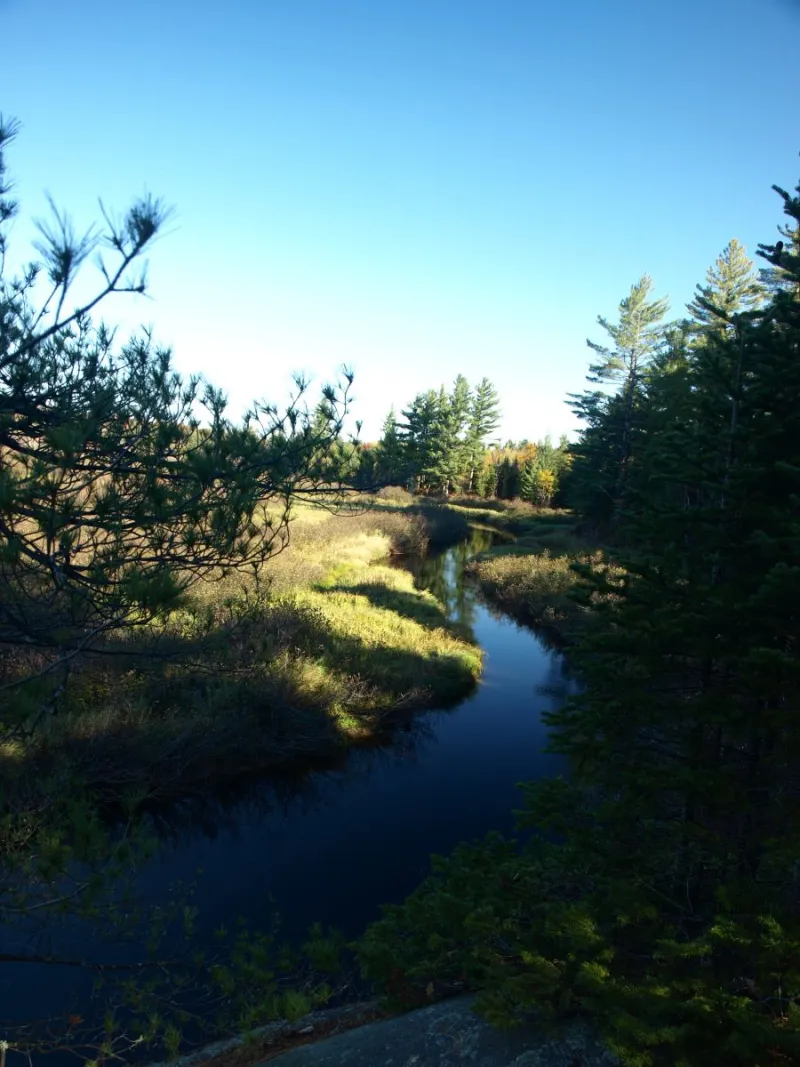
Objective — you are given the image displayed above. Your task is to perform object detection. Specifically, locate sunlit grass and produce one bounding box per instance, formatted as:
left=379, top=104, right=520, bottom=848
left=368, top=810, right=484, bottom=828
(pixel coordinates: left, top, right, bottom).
left=453, top=505, right=621, bottom=644
left=23, top=503, right=481, bottom=799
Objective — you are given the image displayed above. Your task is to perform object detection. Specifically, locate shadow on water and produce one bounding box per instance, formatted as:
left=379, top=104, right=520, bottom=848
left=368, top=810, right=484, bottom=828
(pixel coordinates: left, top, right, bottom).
left=0, top=523, right=572, bottom=1041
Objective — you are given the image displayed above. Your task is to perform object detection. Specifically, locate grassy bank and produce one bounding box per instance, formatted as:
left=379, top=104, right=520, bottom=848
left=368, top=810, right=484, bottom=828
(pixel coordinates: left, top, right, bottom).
left=15, top=504, right=481, bottom=801
left=438, top=499, right=615, bottom=645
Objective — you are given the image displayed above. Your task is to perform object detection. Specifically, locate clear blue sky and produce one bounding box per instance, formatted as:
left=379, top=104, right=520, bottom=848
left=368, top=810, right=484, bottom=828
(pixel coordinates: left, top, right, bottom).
left=2, top=0, right=799, bottom=442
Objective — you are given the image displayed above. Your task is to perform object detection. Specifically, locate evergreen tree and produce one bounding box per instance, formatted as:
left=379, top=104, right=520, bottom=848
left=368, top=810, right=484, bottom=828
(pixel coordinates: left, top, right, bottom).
left=564, top=390, right=628, bottom=527
left=687, top=238, right=764, bottom=336
left=519, top=459, right=536, bottom=502
left=520, top=438, right=568, bottom=507
left=0, top=117, right=354, bottom=694
left=585, top=274, right=669, bottom=495
left=375, top=406, right=405, bottom=485
left=448, top=374, right=473, bottom=490
left=428, top=385, right=463, bottom=495
left=567, top=277, right=669, bottom=529
left=757, top=178, right=800, bottom=298
left=496, top=456, right=521, bottom=499
left=476, top=456, right=497, bottom=498
left=399, top=390, right=441, bottom=493
left=466, top=378, right=501, bottom=492
left=360, top=173, right=800, bottom=1066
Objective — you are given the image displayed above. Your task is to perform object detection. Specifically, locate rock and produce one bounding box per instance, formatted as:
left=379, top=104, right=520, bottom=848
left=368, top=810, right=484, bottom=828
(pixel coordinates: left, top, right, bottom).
left=262, top=996, right=618, bottom=1067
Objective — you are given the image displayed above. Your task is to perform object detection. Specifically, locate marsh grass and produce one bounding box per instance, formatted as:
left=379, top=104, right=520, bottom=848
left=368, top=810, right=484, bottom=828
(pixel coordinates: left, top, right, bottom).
left=21, top=503, right=480, bottom=800
left=455, top=504, right=620, bottom=644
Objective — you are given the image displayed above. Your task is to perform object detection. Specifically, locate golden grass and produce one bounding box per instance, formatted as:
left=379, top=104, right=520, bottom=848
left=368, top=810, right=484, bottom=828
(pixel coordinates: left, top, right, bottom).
left=20, top=504, right=481, bottom=800
left=457, top=506, right=622, bottom=645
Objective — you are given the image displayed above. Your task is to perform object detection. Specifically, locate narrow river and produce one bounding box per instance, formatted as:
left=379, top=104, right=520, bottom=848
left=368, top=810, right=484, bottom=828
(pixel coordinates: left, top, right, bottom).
left=3, top=526, right=570, bottom=1034
left=134, top=527, right=570, bottom=946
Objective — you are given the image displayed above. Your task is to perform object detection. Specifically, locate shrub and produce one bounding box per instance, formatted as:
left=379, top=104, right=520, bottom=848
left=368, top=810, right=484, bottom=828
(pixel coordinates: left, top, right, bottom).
left=376, top=485, right=415, bottom=504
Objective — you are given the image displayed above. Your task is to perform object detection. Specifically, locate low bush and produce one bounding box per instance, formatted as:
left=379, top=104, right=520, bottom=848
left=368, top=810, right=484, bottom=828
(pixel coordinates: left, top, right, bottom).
left=376, top=485, right=415, bottom=504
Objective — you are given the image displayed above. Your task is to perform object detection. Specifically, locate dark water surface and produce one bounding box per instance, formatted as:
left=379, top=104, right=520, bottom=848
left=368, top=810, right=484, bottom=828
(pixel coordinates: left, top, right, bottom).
left=3, top=527, right=570, bottom=1028
left=134, top=528, right=570, bottom=944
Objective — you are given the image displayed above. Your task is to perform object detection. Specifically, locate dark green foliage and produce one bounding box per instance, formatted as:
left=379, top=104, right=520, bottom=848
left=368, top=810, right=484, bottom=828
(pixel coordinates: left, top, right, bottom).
left=476, top=458, right=498, bottom=498
left=566, top=276, right=669, bottom=528
left=360, top=173, right=800, bottom=1066
left=466, top=377, right=501, bottom=491
left=382, top=376, right=501, bottom=495
left=495, top=456, right=520, bottom=500
left=758, top=179, right=800, bottom=297
left=373, top=407, right=406, bottom=485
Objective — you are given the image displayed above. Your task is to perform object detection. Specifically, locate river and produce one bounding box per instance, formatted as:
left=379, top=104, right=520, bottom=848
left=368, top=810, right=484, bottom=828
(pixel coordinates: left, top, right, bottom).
left=2, top=526, right=570, bottom=1039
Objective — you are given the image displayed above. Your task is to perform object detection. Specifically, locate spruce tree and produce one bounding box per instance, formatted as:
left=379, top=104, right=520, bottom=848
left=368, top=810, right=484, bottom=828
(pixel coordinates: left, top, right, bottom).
left=399, top=390, right=441, bottom=493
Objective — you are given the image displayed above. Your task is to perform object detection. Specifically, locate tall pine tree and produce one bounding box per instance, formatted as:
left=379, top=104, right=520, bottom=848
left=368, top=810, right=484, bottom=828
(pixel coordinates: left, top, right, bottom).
left=687, top=238, right=764, bottom=337
left=466, top=378, right=501, bottom=493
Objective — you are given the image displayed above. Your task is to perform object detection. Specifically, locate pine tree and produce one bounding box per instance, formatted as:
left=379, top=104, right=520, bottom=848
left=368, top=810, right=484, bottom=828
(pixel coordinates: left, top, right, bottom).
left=448, top=374, right=473, bottom=490
left=375, top=406, right=405, bottom=485
left=426, top=386, right=451, bottom=494
left=399, top=390, right=441, bottom=493
left=466, top=378, right=501, bottom=493
left=360, top=174, right=800, bottom=1066
left=585, top=274, right=669, bottom=494
left=536, top=180, right=800, bottom=1062
left=687, top=238, right=764, bottom=336
left=566, top=277, right=669, bottom=529
left=564, top=390, right=628, bottom=528
left=757, top=178, right=800, bottom=298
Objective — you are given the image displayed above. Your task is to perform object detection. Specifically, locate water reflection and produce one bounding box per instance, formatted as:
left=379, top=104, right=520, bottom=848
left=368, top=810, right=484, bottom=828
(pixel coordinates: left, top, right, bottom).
left=403, top=525, right=496, bottom=630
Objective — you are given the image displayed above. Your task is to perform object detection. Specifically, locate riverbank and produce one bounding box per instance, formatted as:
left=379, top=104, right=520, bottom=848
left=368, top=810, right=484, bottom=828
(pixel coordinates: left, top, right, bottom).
left=12, top=504, right=482, bottom=802
left=2, top=499, right=574, bottom=1067
left=433, top=501, right=604, bottom=646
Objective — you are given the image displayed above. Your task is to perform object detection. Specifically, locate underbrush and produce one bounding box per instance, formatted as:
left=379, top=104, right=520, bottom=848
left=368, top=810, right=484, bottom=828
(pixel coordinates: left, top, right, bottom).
left=466, top=550, right=621, bottom=645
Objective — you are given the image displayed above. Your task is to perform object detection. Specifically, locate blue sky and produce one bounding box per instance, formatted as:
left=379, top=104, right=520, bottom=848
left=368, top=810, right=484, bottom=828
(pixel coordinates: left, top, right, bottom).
left=2, top=0, right=799, bottom=442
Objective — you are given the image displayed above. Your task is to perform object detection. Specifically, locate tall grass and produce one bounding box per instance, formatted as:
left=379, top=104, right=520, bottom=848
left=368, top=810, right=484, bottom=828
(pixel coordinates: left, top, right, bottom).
left=21, top=504, right=480, bottom=800
left=467, top=551, right=587, bottom=644
left=460, top=506, right=619, bottom=645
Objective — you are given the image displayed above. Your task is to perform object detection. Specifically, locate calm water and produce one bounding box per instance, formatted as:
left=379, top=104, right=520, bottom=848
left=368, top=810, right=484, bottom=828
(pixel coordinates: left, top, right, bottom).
left=3, top=527, right=570, bottom=1027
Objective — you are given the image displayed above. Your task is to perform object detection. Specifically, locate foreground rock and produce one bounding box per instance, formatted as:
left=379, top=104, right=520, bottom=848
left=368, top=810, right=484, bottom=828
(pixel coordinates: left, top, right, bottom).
left=264, top=996, right=618, bottom=1067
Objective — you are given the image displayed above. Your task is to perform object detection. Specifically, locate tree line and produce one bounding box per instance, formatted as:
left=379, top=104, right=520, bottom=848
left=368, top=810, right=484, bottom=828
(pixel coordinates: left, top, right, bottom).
left=355, top=378, right=570, bottom=504
left=563, top=231, right=796, bottom=530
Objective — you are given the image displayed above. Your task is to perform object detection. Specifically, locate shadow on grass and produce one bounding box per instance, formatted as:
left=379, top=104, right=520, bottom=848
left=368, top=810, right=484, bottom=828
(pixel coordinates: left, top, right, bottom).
left=339, top=499, right=472, bottom=548
left=297, top=601, right=479, bottom=710
left=320, top=581, right=455, bottom=634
